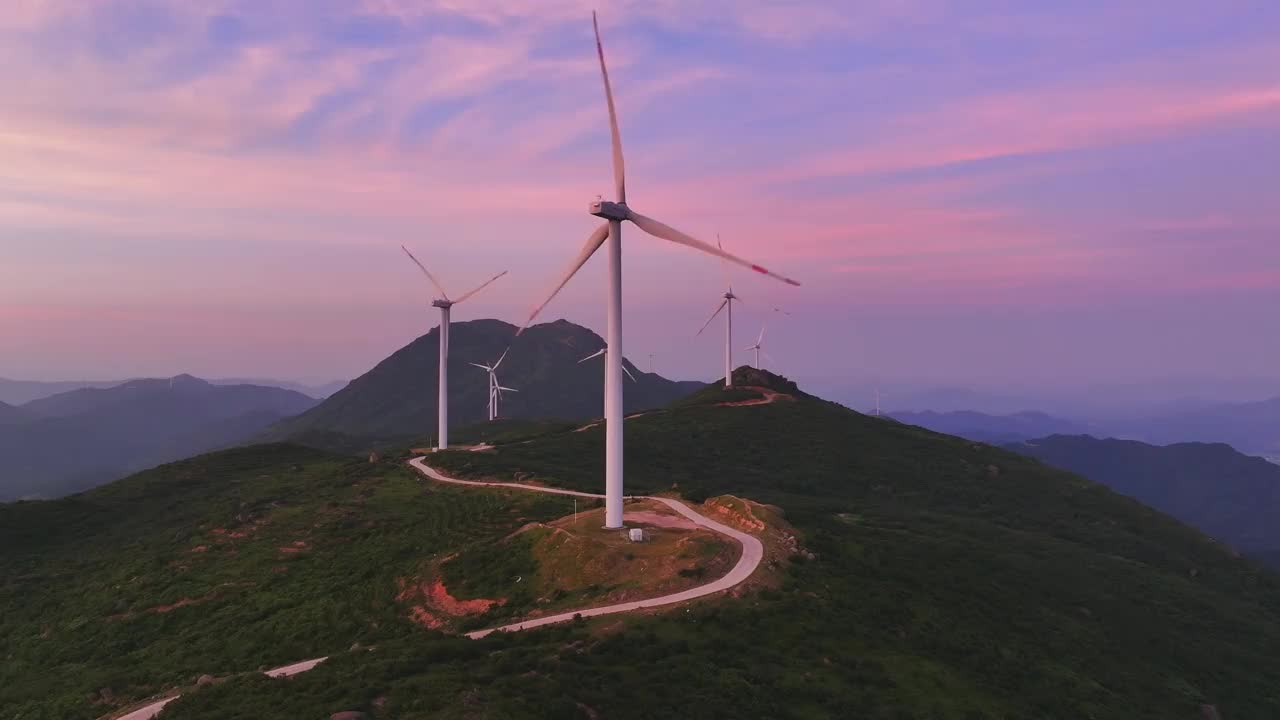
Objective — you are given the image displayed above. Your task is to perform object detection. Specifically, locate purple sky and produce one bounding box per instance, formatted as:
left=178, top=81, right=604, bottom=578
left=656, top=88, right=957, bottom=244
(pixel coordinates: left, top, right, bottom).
left=1, top=1, right=1277, bottom=395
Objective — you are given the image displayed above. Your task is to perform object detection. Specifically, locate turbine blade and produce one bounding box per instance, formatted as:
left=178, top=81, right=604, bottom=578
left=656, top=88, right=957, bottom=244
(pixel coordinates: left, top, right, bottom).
left=579, top=348, right=607, bottom=363
left=762, top=348, right=777, bottom=365
left=454, top=270, right=508, bottom=304
left=593, top=12, right=626, bottom=203
left=628, top=210, right=801, bottom=287
left=716, top=233, right=733, bottom=290
left=518, top=223, right=610, bottom=335
left=497, top=386, right=519, bottom=393
left=623, top=363, right=637, bottom=382
left=492, top=348, right=509, bottom=370
left=696, top=299, right=728, bottom=337
left=400, top=245, right=450, bottom=300
left=469, top=363, right=490, bottom=371
left=757, top=325, right=766, bottom=345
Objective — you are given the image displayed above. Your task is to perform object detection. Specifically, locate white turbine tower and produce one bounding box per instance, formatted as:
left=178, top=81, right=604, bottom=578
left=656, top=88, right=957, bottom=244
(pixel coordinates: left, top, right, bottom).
left=695, top=234, right=740, bottom=388
left=471, top=350, right=517, bottom=421
left=401, top=245, right=507, bottom=449
left=518, top=13, right=799, bottom=529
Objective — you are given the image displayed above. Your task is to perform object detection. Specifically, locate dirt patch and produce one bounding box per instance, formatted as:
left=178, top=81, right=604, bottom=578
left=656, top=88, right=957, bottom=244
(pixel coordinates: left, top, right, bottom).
left=189, top=545, right=208, bottom=553
left=703, top=496, right=767, bottom=532
left=278, top=540, right=310, bottom=554
left=624, top=510, right=697, bottom=530
left=396, top=576, right=504, bottom=629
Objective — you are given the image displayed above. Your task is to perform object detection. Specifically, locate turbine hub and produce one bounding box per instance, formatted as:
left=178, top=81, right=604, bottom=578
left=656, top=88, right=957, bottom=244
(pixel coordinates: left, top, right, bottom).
left=589, top=199, right=629, bottom=221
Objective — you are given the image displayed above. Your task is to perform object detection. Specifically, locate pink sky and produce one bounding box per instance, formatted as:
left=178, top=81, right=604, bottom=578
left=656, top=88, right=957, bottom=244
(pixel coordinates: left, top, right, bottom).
left=1, top=1, right=1277, bottom=390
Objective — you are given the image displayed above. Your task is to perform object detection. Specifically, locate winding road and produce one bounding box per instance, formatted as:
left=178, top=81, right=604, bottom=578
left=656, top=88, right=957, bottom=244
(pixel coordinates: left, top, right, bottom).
left=407, top=457, right=765, bottom=639
left=107, top=460, right=763, bottom=719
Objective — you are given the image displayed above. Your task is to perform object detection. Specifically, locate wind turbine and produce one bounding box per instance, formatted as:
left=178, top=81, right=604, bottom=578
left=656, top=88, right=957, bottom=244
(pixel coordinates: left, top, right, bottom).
left=579, top=347, right=637, bottom=382
left=470, top=350, right=517, bottom=421
left=401, top=245, right=507, bottom=449
left=745, top=306, right=788, bottom=369
left=874, top=388, right=887, bottom=417
left=695, top=234, right=741, bottom=389
left=518, top=13, right=800, bottom=529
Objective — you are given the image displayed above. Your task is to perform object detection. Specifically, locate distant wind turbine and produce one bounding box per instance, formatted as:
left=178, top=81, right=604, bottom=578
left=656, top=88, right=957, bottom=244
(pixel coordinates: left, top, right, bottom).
left=401, top=245, right=507, bottom=449
left=696, top=234, right=742, bottom=389
left=470, top=350, right=517, bottom=421
left=745, top=306, right=788, bottom=369
left=517, top=13, right=800, bottom=528
left=874, top=388, right=887, bottom=417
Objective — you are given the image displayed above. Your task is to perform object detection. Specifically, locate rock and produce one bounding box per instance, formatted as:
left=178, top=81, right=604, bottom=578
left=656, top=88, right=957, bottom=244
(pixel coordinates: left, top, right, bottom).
left=330, top=712, right=369, bottom=720
left=196, top=674, right=215, bottom=687
left=349, top=642, right=363, bottom=652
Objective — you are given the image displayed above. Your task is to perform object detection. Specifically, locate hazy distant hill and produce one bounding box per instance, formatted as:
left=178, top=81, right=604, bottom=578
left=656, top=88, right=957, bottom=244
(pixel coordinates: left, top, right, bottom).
left=0, top=400, right=32, bottom=425
left=0, top=377, right=123, bottom=405
left=1008, top=434, right=1280, bottom=561
left=1114, top=397, right=1280, bottom=454
left=0, top=375, right=316, bottom=500
left=211, top=377, right=347, bottom=399
left=263, top=318, right=704, bottom=445
left=891, top=409, right=1087, bottom=444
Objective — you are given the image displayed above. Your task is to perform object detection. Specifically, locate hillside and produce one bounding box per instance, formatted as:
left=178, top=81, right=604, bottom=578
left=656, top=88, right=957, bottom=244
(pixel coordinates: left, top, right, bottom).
left=892, top=409, right=1088, bottom=444
left=0, top=376, right=317, bottom=500
left=0, top=377, right=124, bottom=405
left=263, top=318, right=703, bottom=445
left=5, top=368, right=1275, bottom=718
left=0, top=399, right=31, bottom=425
left=1007, top=434, right=1280, bottom=564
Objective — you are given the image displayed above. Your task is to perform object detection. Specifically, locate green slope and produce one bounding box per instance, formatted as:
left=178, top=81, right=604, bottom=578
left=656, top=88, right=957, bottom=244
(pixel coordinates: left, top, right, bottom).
left=6, top=370, right=1280, bottom=719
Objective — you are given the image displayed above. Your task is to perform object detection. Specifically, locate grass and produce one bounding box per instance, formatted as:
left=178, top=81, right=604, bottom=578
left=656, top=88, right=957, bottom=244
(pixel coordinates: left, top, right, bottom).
left=182, top=389, right=1280, bottom=720
left=9, top=376, right=1280, bottom=719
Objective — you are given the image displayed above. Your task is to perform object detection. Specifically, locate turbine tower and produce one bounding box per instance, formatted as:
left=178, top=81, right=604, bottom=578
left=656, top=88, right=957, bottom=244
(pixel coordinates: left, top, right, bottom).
left=401, top=245, right=507, bottom=448
left=519, top=13, right=799, bottom=529
left=470, top=350, right=516, bottom=421
left=696, top=235, right=740, bottom=388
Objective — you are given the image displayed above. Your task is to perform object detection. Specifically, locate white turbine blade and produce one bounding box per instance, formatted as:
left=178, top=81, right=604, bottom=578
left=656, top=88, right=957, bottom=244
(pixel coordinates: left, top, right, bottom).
left=497, top=386, right=519, bottom=393
left=469, top=362, right=490, bottom=371
left=593, top=11, right=626, bottom=203
left=400, top=245, right=449, bottom=300
left=579, top=348, right=606, bottom=363
left=622, top=363, right=637, bottom=382
left=518, top=223, right=610, bottom=335
left=762, top=348, right=778, bottom=365
left=695, top=299, right=728, bottom=337
left=492, top=348, right=509, bottom=370
left=716, top=233, right=733, bottom=290
left=454, top=270, right=508, bottom=304
left=628, top=211, right=801, bottom=287
left=743, top=344, right=757, bottom=352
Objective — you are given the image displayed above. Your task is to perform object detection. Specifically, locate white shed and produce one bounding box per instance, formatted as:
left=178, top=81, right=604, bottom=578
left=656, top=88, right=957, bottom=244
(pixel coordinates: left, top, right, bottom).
left=628, top=528, right=646, bottom=542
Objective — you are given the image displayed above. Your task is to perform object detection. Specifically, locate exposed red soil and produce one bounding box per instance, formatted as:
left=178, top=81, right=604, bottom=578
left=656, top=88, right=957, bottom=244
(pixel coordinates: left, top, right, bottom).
left=396, top=576, right=504, bottom=629
left=189, top=545, right=209, bottom=553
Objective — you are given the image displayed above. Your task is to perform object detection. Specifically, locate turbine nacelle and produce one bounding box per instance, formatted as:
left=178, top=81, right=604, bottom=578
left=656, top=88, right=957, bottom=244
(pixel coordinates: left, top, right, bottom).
left=431, top=299, right=454, bottom=309
left=589, top=199, right=629, bottom=221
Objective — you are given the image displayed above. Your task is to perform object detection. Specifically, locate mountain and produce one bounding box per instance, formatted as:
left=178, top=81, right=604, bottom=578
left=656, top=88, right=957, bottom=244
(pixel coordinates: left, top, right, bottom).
left=891, top=409, right=1088, bottom=444
left=210, top=377, right=348, bottom=399
left=0, top=400, right=31, bottom=425
left=263, top=318, right=704, bottom=445
left=7, top=369, right=1280, bottom=719
left=0, top=377, right=123, bottom=405
left=0, top=375, right=317, bottom=500
left=1007, top=434, right=1280, bottom=563
left=1114, top=396, right=1280, bottom=454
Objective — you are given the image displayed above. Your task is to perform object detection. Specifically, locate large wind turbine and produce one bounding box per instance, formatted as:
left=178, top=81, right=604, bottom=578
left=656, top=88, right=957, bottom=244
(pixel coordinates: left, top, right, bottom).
left=471, top=350, right=516, bottom=421
left=518, top=13, right=799, bottom=529
left=695, top=235, right=740, bottom=388
left=401, top=246, right=507, bottom=448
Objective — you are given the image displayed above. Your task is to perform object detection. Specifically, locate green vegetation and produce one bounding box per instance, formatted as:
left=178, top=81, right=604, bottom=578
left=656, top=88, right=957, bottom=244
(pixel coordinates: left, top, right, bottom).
left=164, top=378, right=1280, bottom=719
left=8, top=370, right=1280, bottom=719
left=0, top=444, right=568, bottom=719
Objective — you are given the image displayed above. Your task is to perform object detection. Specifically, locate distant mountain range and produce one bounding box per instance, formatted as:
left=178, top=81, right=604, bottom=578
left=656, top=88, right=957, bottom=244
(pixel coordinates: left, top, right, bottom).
left=0, top=376, right=345, bottom=405
left=0, top=375, right=317, bottom=500
left=1110, top=397, right=1280, bottom=455
left=263, top=318, right=704, bottom=445
left=1008, top=434, right=1280, bottom=565
left=890, top=409, right=1088, bottom=444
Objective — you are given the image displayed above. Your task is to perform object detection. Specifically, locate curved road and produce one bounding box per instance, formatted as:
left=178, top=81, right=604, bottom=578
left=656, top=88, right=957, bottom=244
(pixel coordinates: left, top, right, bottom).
left=407, top=457, right=765, bottom=639
left=108, top=460, right=763, bottom=719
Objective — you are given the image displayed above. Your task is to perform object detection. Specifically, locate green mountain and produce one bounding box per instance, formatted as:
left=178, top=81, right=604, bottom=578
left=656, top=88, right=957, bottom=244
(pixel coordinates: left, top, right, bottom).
left=1007, top=434, right=1280, bottom=565
left=262, top=318, right=703, bottom=444
left=0, top=375, right=317, bottom=500
left=5, top=369, right=1280, bottom=719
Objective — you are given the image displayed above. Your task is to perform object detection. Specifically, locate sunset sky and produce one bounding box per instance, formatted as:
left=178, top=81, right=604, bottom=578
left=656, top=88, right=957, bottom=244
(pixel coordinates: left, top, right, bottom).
left=2, top=1, right=1277, bottom=395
